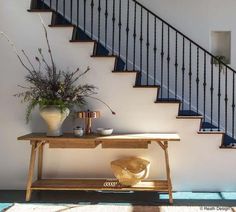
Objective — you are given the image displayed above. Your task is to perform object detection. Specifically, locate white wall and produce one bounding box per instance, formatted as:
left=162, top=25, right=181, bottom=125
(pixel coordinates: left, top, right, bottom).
left=0, top=0, right=236, bottom=192
left=138, top=0, right=236, bottom=69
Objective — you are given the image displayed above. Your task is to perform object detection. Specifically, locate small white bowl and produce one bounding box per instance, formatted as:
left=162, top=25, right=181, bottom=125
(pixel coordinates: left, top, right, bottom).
left=97, top=128, right=113, bottom=136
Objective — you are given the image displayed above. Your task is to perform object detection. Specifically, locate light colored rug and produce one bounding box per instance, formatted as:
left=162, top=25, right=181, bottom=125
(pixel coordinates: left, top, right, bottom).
left=4, top=204, right=235, bottom=212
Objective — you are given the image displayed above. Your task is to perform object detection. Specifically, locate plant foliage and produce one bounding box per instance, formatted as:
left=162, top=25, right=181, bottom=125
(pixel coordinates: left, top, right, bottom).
left=1, top=15, right=115, bottom=123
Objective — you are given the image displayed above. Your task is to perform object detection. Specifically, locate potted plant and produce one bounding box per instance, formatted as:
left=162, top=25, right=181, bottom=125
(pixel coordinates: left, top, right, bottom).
left=1, top=16, right=115, bottom=136
left=213, top=55, right=227, bottom=74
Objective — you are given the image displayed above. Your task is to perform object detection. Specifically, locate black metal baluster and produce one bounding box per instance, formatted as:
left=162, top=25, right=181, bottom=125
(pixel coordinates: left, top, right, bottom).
left=56, top=0, right=58, bottom=12
left=140, top=7, right=143, bottom=76
left=105, top=0, right=108, bottom=48
left=225, top=67, right=228, bottom=134
left=189, top=43, right=192, bottom=111
left=118, top=0, right=122, bottom=58
left=146, top=11, right=150, bottom=85
left=98, top=0, right=101, bottom=42
left=40, top=0, right=46, bottom=9
left=167, top=26, right=170, bottom=98
left=42, top=0, right=45, bottom=9
left=63, top=0, right=65, bottom=17
left=196, top=47, right=199, bottom=113
left=125, top=0, right=130, bottom=70
left=181, top=37, right=185, bottom=110
left=218, top=62, right=222, bottom=131
left=83, top=0, right=87, bottom=32
left=112, top=0, right=115, bottom=55
left=70, top=0, right=73, bottom=23
left=160, top=22, right=164, bottom=98
left=203, top=52, right=206, bottom=121
left=132, top=2, right=137, bottom=71
left=153, top=17, right=157, bottom=85
left=49, top=0, right=52, bottom=8
left=90, top=0, right=94, bottom=38
left=232, top=73, right=235, bottom=138
left=210, top=57, right=214, bottom=130
left=77, top=0, right=79, bottom=27
left=175, top=32, right=178, bottom=99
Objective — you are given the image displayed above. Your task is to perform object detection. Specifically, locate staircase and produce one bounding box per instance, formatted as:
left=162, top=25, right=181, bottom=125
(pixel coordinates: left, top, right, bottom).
left=29, top=0, right=236, bottom=148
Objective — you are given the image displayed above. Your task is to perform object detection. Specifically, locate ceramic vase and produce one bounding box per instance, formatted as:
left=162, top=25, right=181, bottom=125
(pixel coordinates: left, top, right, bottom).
left=39, top=105, right=70, bottom=137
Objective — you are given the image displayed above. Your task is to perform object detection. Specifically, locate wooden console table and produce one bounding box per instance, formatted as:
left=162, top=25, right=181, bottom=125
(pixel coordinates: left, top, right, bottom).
left=18, top=133, right=180, bottom=203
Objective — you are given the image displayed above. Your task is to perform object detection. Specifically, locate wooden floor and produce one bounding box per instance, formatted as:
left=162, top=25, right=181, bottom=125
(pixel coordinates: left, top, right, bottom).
left=0, top=190, right=235, bottom=206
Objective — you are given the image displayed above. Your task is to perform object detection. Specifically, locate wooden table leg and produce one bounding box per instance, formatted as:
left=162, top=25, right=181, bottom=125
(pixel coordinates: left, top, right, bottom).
left=164, top=141, right=173, bottom=204
left=38, top=142, right=44, bottom=180
left=26, top=142, right=37, bottom=201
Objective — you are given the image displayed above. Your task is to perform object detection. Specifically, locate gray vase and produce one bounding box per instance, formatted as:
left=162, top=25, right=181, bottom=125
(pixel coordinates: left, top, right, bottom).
left=39, top=105, right=70, bottom=136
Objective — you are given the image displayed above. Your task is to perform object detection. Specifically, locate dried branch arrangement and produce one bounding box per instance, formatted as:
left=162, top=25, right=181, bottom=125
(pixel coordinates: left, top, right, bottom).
left=1, top=15, right=115, bottom=123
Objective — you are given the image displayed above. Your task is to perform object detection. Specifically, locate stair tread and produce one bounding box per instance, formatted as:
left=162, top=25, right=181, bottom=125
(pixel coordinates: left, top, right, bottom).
left=49, top=24, right=74, bottom=27
left=178, top=110, right=202, bottom=117
left=112, top=70, right=139, bottom=73
left=156, top=98, right=181, bottom=103
left=198, top=131, right=224, bottom=134
left=134, top=85, right=160, bottom=88
left=91, top=55, right=117, bottom=58
left=70, top=39, right=96, bottom=43
left=28, top=9, right=51, bottom=12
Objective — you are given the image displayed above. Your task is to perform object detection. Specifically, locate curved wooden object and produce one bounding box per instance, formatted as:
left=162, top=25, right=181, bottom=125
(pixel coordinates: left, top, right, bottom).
left=111, top=157, right=150, bottom=186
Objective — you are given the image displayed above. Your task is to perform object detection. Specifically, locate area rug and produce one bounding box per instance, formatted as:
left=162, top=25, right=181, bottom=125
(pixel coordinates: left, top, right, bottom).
left=3, top=203, right=235, bottom=212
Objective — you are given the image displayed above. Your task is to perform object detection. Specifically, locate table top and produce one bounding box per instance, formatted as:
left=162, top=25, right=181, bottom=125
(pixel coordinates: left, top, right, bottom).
left=18, top=133, right=180, bottom=142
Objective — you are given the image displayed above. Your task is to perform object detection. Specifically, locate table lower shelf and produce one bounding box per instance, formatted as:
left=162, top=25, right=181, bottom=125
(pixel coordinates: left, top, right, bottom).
left=31, top=179, right=169, bottom=192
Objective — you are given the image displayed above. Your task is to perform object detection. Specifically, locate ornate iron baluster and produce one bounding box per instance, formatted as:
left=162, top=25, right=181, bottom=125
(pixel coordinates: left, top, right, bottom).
left=90, top=0, right=94, bottom=38
left=56, top=0, right=58, bottom=12
left=84, top=0, right=87, bottom=32
left=181, top=37, right=185, bottom=110
left=196, top=47, right=199, bottom=113
left=105, top=0, right=108, bottom=48
left=133, top=1, right=137, bottom=71
left=98, top=0, right=101, bottom=42
left=146, top=11, right=150, bottom=84
left=70, top=0, right=73, bottom=23
left=140, top=7, right=143, bottom=77
left=189, top=43, right=192, bottom=110
left=225, top=67, right=228, bottom=133
left=63, top=0, right=65, bottom=17
left=160, top=22, right=164, bottom=98
left=218, top=62, right=222, bottom=131
left=175, top=32, right=178, bottom=99
left=118, top=0, right=122, bottom=58
left=125, top=0, right=130, bottom=70
left=203, top=52, right=206, bottom=121
left=167, top=26, right=170, bottom=98
left=77, top=0, right=79, bottom=27
left=112, top=0, right=115, bottom=55
left=154, top=17, right=157, bottom=85
left=210, top=57, right=214, bottom=130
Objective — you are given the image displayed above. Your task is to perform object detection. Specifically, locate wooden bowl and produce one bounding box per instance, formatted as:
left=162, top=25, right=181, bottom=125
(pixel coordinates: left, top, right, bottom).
left=111, top=157, right=150, bottom=186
